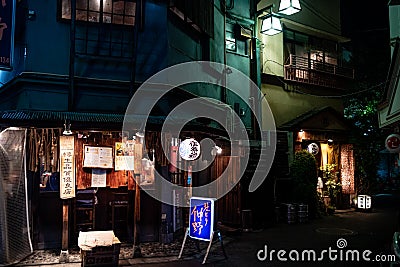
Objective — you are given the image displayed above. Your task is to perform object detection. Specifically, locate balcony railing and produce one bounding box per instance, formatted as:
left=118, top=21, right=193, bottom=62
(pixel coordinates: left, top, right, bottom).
left=284, top=54, right=354, bottom=89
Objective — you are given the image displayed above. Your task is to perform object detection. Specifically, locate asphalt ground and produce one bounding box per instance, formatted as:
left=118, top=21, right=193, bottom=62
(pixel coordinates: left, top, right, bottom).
left=11, top=193, right=400, bottom=267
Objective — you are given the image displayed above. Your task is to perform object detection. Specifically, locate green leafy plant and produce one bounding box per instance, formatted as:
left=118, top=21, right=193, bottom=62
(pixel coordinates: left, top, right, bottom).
left=290, top=150, right=319, bottom=218
left=323, top=164, right=342, bottom=209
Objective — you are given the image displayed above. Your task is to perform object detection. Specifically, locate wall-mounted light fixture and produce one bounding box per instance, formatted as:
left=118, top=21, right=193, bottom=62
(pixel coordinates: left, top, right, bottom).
left=260, top=6, right=282, bottom=36
left=258, top=1, right=302, bottom=36
left=278, top=0, right=301, bottom=15
left=63, top=120, right=73, bottom=135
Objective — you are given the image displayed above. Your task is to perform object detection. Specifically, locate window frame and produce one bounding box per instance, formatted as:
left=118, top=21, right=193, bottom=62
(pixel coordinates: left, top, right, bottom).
left=283, top=28, right=339, bottom=66
left=58, top=0, right=136, bottom=27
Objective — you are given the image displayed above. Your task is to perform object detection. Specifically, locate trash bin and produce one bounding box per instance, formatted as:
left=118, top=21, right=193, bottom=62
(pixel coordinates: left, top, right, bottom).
left=281, top=203, right=297, bottom=224
left=241, top=209, right=253, bottom=232
left=78, top=230, right=121, bottom=267
left=297, top=204, right=308, bottom=223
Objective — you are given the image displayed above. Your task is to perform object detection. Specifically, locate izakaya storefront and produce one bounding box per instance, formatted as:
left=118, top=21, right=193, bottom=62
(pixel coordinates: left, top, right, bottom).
left=0, top=114, right=239, bottom=263
left=279, top=107, right=356, bottom=208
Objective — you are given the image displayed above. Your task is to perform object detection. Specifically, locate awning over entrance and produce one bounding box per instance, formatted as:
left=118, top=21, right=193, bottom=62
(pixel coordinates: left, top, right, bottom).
left=279, top=106, right=352, bottom=133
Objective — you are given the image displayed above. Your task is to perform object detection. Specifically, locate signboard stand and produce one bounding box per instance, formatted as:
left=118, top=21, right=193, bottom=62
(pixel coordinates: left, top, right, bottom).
left=178, top=197, right=227, bottom=264
left=178, top=227, right=227, bottom=264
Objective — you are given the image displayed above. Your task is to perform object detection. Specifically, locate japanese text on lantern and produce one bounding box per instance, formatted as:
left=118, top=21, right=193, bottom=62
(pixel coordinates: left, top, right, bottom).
left=189, top=197, right=215, bottom=241
left=60, top=135, right=75, bottom=199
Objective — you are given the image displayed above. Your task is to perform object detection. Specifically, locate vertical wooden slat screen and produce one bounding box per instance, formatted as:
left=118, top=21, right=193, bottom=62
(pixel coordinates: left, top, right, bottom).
left=214, top=156, right=241, bottom=226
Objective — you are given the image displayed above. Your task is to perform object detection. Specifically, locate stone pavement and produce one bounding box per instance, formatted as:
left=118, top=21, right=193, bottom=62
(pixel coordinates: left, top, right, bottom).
left=14, top=231, right=232, bottom=267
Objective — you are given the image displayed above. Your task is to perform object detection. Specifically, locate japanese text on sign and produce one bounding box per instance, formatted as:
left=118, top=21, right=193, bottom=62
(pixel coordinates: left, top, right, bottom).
left=60, top=135, right=75, bottom=199
left=179, top=138, right=201, bottom=161
left=189, top=197, right=215, bottom=241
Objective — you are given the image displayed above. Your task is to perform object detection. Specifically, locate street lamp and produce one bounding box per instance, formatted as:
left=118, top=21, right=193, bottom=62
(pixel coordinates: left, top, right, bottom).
left=278, top=0, right=301, bottom=15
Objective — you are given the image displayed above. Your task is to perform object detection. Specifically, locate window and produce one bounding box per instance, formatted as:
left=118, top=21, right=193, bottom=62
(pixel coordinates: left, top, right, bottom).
left=226, top=33, right=236, bottom=51
left=61, top=0, right=136, bottom=26
left=169, top=0, right=214, bottom=37
left=284, top=29, right=339, bottom=66
left=225, top=22, right=249, bottom=56
left=226, top=35, right=236, bottom=51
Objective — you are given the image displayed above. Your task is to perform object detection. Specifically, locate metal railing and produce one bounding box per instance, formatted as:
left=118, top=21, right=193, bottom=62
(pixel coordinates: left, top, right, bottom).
left=284, top=54, right=354, bottom=89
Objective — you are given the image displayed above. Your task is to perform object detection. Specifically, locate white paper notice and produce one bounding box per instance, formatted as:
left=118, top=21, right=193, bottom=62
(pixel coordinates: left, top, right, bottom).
left=84, top=146, right=113, bottom=168
left=115, top=155, right=134, bottom=171
left=91, top=169, right=107, bottom=187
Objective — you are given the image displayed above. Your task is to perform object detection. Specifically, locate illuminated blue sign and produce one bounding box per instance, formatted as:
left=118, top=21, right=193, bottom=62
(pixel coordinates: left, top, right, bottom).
left=189, top=197, right=215, bottom=241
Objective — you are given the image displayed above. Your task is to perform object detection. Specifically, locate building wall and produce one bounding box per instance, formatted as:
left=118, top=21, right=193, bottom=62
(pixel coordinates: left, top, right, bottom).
left=261, top=84, right=343, bottom=129
left=390, top=5, right=400, bottom=54
left=260, top=33, right=284, bottom=77
left=0, top=0, right=255, bottom=128
left=1, top=1, right=169, bottom=84
left=258, top=0, right=347, bottom=129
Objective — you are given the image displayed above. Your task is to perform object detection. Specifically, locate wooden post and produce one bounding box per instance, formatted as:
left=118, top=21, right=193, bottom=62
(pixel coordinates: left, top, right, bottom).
left=59, top=199, right=69, bottom=262
left=132, top=142, right=142, bottom=257
left=132, top=178, right=141, bottom=257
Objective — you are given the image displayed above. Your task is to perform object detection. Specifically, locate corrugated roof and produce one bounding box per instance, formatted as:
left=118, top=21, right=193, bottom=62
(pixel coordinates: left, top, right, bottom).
left=0, top=110, right=169, bottom=125
left=0, top=110, right=123, bottom=122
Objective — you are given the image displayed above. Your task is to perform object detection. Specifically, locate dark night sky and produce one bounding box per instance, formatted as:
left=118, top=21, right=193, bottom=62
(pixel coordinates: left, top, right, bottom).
left=341, top=0, right=391, bottom=84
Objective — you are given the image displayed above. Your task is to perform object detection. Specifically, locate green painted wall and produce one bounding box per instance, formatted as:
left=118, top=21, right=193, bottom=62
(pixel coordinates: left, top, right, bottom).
left=261, top=83, right=344, bottom=129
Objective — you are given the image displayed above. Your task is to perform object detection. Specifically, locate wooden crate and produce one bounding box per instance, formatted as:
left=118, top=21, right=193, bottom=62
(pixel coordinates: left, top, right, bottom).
left=81, top=242, right=120, bottom=267
left=79, top=232, right=121, bottom=267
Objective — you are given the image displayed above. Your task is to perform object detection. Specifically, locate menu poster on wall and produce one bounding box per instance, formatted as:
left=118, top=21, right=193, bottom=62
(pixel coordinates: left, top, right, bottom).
left=83, top=145, right=113, bottom=169
left=91, top=169, right=107, bottom=187
left=115, top=142, right=134, bottom=171
left=60, top=135, right=75, bottom=199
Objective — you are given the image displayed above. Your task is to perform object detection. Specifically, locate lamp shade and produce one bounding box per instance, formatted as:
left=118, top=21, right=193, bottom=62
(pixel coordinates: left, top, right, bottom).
left=260, top=14, right=282, bottom=36
left=279, top=0, right=301, bottom=15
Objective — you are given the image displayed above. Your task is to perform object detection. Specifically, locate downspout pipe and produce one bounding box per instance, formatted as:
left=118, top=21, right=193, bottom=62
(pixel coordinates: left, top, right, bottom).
left=68, top=0, right=76, bottom=112
left=250, top=0, right=261, bottom=140
left=221, top=0, right=227, bottom=104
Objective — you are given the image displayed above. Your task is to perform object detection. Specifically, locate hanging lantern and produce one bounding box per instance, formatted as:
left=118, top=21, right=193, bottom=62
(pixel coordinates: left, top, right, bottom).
left=278, top=0, right=301, bottom=15
left=385, top=134, right=400, bottom=153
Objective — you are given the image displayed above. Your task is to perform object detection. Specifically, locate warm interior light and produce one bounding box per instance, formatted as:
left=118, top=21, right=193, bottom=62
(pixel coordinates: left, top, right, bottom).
left=260, top=14, right=282, bottom=36
left=279, top=0, right=301, bottom=15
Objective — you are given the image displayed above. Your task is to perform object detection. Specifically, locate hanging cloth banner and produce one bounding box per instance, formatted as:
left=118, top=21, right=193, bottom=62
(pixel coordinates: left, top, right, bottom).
left=59, top=135, right=75, bottom=199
